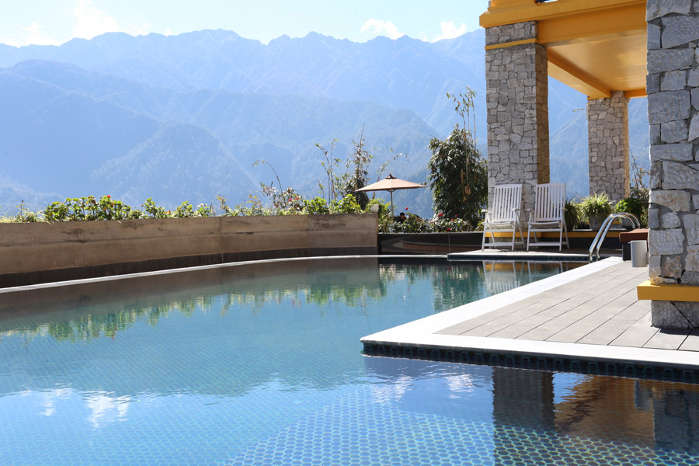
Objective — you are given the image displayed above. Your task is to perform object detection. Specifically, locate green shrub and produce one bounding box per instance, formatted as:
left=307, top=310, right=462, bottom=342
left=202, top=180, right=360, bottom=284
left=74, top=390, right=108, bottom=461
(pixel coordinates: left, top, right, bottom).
left=615, top=197, right=647, bottom=227
left=142, top=198, right=169, bottom=219
left=44, top=195, right=134, bottom=222
left=365, top=198, right=390, bottom=218
left=391, top=213, right=433, bottom=233
left=175, top=201, right=194, bottom=218
left=195, top=203, right=214, bottom=217
left=431, top=212, right=472, bottom=232
left=44, top=201, right=69, bottom=222
left=330, top=194, right=362, bottom=214
left=564, top=200, right=580, bottom=231
left=303, top=197, right=330, bottom=215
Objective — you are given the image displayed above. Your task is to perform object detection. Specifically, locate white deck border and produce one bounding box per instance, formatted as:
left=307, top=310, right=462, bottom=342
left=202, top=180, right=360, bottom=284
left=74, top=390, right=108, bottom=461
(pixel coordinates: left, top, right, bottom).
left=361, top=257, right=699, bottom=370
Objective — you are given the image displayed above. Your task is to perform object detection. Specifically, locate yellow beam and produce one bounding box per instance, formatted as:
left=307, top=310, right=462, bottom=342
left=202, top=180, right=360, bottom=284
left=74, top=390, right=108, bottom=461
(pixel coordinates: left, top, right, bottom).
left=637, top=280, right=699, bottom=303
left=547, top=49, right=611, bottom=98
left=624, top=88, right=647, bottom=98
left=480, top=0, right=646, bottom=29
left=485, top=38, right=537, bottom=51
left=537, top=4, right=646, bottom=46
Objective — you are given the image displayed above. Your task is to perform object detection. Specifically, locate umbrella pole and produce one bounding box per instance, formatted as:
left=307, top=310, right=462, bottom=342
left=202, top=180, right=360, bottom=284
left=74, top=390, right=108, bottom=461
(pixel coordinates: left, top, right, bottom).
left=390, top=190, right=394, bottom=218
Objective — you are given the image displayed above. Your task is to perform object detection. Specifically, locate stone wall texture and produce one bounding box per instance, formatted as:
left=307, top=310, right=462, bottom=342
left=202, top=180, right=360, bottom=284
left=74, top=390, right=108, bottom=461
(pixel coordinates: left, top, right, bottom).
left=587, top=92, right=630, bottom=201
left=646, top=0, right=699, bottom=329
left=485, top=21, right=549, bottom=218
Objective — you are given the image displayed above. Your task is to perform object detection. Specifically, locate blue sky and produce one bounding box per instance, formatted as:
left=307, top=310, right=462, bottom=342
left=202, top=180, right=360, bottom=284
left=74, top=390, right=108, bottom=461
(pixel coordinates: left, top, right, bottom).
left=0, top=0, right=490, bottom=46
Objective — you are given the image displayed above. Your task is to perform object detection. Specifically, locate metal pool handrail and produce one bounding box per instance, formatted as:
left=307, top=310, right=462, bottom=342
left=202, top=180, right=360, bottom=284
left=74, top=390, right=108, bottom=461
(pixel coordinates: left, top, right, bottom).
left=589, top=213, right=641, bottom=260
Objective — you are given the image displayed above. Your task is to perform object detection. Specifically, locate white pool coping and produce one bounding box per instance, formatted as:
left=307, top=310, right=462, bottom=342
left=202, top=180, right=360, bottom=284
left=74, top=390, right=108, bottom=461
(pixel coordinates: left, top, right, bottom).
left=361, top=257, right=699, bottom=370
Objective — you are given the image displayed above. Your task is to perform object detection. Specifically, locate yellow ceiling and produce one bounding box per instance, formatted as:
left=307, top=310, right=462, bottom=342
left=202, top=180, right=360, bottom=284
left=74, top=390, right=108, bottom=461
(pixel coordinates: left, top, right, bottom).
left=481, top=0, right=647, bottom=98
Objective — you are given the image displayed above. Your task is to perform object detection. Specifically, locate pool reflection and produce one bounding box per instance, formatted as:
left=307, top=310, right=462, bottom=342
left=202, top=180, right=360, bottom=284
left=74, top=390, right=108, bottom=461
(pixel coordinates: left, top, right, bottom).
left=366, top=357, right=699, bottom=460
left=2, top=258, right=691, bottom=464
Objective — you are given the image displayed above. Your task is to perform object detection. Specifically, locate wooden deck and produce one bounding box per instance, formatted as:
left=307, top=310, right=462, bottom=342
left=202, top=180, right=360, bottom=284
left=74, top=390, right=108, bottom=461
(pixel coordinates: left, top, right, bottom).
left=438, top=261, right=698, bottom=352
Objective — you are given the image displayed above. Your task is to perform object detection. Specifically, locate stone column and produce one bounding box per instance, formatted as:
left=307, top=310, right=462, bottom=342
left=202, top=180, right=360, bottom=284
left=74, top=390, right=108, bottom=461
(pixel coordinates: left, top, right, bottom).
left=646, top=0, right=699, bottom=329
left=588, top=92, right=630, bottom=201
left=486, top=21, right=550, bottom=218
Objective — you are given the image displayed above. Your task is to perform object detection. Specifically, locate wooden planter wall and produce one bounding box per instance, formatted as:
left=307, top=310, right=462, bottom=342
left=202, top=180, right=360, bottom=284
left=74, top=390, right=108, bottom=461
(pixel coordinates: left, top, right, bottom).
left=0, top=214, right=378, bottom=287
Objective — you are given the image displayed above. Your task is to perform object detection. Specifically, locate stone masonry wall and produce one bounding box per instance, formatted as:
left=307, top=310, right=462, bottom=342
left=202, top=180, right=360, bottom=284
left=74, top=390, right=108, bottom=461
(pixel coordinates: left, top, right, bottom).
left=588, top=91, right=630, bottom=201
left=486, top=21, right=550, bottom=219
left=646, top=0, right=699, bottom=329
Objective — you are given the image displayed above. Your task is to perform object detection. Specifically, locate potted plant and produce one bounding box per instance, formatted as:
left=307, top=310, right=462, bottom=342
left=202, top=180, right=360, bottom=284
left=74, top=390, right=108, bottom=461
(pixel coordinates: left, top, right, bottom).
left=564, top=200, right=580, bottom=232
left=580, top=193, right=613, bottom=230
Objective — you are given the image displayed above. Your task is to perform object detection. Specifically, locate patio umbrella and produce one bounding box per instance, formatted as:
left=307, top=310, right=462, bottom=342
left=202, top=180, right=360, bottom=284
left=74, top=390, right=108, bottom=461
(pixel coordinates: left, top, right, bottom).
left=355, top=174, right=426, bottom=218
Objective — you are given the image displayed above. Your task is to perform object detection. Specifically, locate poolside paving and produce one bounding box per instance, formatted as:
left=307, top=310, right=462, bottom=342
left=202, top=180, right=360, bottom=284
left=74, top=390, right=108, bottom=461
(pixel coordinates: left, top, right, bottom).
left=438, top=261, right=698, bottom=352
left=362, top=258, right=699, bottom=373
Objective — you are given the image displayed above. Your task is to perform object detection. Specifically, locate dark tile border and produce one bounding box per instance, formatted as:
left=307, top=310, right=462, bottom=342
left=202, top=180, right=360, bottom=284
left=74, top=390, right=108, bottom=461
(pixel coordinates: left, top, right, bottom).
left=363, top=342, right=699, bottom=384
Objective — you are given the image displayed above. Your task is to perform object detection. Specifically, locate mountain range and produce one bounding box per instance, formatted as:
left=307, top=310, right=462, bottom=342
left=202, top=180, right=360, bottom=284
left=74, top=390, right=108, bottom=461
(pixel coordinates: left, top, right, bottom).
left=0, top=29, right=649, bottom=216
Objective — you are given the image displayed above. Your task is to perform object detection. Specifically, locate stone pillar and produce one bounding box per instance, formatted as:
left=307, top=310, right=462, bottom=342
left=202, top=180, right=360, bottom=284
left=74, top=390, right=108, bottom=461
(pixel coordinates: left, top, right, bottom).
left=486, top=21, right=550, bottom=218
left=587, top=92, right=630, bottom=201
left=646, top=0, right=699, bottom=329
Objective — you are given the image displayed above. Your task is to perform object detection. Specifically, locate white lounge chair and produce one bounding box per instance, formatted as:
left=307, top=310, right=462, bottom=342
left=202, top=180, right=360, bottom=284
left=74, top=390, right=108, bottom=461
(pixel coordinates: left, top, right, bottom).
left=526, top=183, right=569, bottom=251
left=481, top=184, right=523, bottom=251
left=483, top=261, right=522, bottom=295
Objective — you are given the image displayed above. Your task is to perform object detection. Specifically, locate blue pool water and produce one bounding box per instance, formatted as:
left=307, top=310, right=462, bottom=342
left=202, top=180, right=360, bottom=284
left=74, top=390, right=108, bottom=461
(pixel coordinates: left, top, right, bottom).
left=0, top=258, right=697, bottom=464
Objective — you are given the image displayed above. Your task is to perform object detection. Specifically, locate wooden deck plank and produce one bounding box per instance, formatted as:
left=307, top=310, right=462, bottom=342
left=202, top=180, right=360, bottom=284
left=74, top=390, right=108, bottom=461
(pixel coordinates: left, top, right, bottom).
left=437, top=261, right=696, bottom=354
left=482, top=268, right=639, bottom=339
left=581, top=302, right=653, bottom=346
left=610, top=312, right=659, bottom=348
left=518, top=274, right=643, bottom=342
left=679, top=330, right=699, bottom=352
left=551, top=289, right=639, bottom=344
left=644, top=330, right=689, bottom=350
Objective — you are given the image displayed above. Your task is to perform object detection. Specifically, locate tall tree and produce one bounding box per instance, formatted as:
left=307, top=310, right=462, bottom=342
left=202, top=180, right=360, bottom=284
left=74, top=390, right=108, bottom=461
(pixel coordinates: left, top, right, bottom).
left=427, top=89, right=487, bottom=226
left=342, top=129, right=372, bottom=209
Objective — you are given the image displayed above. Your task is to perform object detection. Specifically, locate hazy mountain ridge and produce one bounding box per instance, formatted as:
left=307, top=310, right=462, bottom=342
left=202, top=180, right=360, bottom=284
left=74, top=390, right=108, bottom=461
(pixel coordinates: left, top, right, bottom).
left=0, top=29, right=650, bottom=216
left=0, top=59, right=438, bottom=214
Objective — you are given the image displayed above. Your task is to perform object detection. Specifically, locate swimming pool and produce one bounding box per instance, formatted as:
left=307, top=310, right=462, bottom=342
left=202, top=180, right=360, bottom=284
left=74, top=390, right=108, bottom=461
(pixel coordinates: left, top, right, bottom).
left=0, top=258, right=696, bottom=464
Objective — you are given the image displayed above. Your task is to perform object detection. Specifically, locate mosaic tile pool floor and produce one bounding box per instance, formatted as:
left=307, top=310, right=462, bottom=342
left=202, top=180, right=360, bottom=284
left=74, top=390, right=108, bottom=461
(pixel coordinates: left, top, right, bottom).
left=0, top=258, right=697, bottom=464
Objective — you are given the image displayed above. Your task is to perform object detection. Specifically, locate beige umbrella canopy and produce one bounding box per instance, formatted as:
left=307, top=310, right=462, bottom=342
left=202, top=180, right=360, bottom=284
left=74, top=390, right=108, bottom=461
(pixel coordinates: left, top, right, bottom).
left=355, top=174, right=426, bottom=217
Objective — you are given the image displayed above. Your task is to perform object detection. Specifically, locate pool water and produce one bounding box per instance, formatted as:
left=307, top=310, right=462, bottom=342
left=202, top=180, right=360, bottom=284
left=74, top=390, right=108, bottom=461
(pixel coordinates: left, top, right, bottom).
left=0, top=258, right=696, bottom=464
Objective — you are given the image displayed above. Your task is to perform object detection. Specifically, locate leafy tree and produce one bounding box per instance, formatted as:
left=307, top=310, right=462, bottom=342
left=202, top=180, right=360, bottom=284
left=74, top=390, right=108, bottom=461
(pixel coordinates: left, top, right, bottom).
left=427, top=89, right=487, bottom=226
left=315, top=140, right=344, bottom=203
left=342, top=130, right=372, bottom=209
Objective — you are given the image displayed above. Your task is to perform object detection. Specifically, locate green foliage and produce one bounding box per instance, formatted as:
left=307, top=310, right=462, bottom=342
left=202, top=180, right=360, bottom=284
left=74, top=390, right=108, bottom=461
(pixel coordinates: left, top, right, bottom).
left=428, top=89, right=487, bottom=225
left=341, top=131, right=372, bottom=209
left=229, top=195, right=268, bottom=216
left=315, top=140, right=344, bottom=202
left=330, top=194, right=362, bottom=214
left=615, top=197, right=647, bottom=227
left=175, top=201, right=194, bottom=218
left=430, top=213, right=472, bottom=232
left=579, top=193, right=613, bottom=229
left=580, top=193, right=613, bottom=219
left=196, top=203, right=214, bottom=217
left=365, top=198, right=390, bottom=218
left=217, top=195, right=235, bottom=216
left=303, top=197, right=330, bottom=215
left=8, top=191, right=378, bottom=226
left=377, top=211, right=473, bottom=233
left=390, top=213, right=432, bottom=233
left=44, top=195, right=137, bottom=222
left=564, top=200, right=580, bottom=232
left=142, top=198, right=169, bottom=219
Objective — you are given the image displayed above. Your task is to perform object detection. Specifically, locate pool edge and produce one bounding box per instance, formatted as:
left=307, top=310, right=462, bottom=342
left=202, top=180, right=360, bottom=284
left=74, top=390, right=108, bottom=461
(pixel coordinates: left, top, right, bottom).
left=361, top=257, right=699, bottom=382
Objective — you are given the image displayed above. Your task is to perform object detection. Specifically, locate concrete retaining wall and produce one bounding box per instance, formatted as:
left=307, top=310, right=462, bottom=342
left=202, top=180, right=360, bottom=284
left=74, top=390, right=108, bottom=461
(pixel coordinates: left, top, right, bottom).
left=0, top=214, right=378, bottom=287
